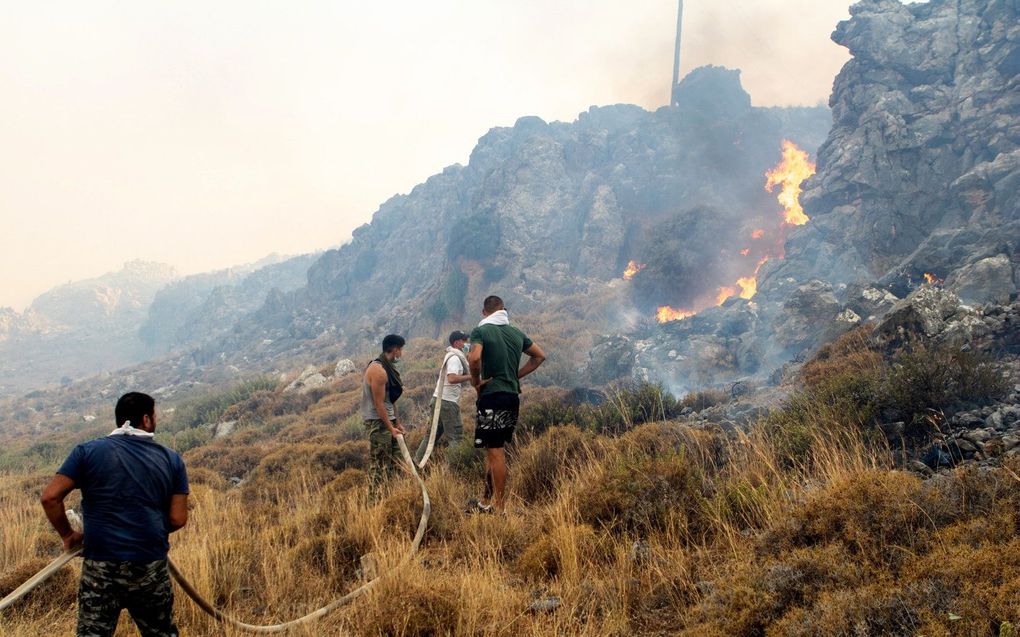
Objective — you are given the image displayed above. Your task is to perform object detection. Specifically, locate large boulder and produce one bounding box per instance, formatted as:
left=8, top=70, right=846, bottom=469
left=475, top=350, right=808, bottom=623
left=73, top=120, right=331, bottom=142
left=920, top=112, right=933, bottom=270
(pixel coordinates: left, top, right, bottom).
left=586, top=336, right=636, bottom=384
left=874, top=286, right=962, bottom=347
left=772, top=280, right=841, bottom=351
left=334, top=358, right=357, bottom=377
left=946, top=255, right=1017, bottom=305
left=285, top=365, right=329, bottom=394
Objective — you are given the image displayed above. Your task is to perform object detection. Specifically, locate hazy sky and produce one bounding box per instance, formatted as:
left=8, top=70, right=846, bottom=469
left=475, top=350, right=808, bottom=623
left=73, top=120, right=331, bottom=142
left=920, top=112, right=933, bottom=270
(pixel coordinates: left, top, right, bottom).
left=0, top=1, right=856, bottom=310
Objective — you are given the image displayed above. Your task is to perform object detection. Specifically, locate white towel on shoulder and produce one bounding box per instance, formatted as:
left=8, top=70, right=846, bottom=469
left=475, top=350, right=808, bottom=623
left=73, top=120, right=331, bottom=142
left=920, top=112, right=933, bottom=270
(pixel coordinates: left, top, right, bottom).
left=477, top=309, right=510, bottom=327
left=108, top=421, right=154, bottom=438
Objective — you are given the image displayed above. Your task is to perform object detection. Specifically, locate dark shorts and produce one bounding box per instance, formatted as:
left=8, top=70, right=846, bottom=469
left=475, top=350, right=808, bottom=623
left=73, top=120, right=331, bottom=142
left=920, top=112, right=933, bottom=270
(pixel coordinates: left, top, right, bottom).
left=78, top=558, right=177, bottom=637
left=474, top=392, right=520, bottom=449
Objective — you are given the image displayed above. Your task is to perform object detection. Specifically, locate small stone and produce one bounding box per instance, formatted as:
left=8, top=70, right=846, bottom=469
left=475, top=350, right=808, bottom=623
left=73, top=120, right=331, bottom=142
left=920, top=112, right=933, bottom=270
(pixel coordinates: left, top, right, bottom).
left=528, top=596, right=561, bottom=613
left=879, top=421, right=905, bottom=440
left=908, top=460, right=934, bottom=476
left=214, top=420, right=237, bottom=438
left=964, top=429, right=993, bottom=444
left=954, top=438, right=978, bottom=453
left=359, top=553, right=379, bottom=582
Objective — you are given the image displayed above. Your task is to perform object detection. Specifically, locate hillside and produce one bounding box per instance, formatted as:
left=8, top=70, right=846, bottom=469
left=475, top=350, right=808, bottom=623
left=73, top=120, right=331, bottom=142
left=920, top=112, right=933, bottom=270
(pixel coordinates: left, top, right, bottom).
left=0, top=254, right=317, bottom=397
left=193, top=66, right=830, bottom=378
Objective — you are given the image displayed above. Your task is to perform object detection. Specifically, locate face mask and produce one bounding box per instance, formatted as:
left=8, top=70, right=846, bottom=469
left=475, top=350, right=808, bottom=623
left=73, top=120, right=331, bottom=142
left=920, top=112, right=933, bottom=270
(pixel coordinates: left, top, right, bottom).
left=461, top=343, right=470, bottom=353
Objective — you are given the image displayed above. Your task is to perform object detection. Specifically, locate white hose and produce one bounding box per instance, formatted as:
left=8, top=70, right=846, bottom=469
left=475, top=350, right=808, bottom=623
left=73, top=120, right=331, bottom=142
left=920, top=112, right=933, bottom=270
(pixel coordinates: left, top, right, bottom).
left=416, top=355, right=452, bottom=468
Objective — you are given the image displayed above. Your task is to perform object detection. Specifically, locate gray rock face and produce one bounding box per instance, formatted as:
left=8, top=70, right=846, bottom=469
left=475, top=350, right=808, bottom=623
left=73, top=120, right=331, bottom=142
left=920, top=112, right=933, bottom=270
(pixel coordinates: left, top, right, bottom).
left=140, top=253, right=318, bottom=352
left=768, top=0, right=1020, bottom=297
left=946, top=254, right=1017, bottom=305
left=216, top=66, right=830, bottom=361
left=772, top=280, right=842, bottom=352
left=874, top=286, right=963, bottom=346
left=586, top=336, right=636, bottom=385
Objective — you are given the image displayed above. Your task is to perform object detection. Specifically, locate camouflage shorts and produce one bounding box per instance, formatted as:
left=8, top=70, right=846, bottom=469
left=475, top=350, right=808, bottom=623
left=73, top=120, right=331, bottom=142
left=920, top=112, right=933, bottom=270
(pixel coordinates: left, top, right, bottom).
left=78, top=558, right=178, bottom=637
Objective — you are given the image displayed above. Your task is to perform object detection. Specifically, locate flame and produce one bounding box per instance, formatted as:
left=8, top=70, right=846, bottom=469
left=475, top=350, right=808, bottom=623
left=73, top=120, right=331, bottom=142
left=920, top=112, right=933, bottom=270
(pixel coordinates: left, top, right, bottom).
left=736, top=275, right=757, bottom=299
left=752, top=229, right=766, bottom=239
left=656, top=306, right=696, bottom=323
left=923, top=272, right=943, bottom=286
left=715, top=286, right=738, bottom=304
left=623, top=260, right=646, bottom=280
left=765, top=140, right=815, bottom=226
left=740, top=248, right=751, bottom=256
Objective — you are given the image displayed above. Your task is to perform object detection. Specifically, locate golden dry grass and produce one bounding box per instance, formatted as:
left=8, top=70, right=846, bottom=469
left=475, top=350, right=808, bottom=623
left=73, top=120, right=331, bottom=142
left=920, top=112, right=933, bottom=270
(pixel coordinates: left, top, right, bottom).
left=0, top=413, right=1017, bottom=636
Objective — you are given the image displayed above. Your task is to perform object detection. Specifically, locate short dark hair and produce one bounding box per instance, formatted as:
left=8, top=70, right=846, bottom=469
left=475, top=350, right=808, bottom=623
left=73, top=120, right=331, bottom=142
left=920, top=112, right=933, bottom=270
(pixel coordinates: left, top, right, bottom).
left=115, top=392, right=155, bottom=427
left=382, top=334, right=406, bottom=353
left=482, top=295, right=504, bottom=314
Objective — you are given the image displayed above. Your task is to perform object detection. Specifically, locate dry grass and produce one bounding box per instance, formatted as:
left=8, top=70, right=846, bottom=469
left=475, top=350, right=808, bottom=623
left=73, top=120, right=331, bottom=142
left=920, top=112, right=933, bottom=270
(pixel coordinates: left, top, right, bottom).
left=1, top=417, right=1017, bottom=636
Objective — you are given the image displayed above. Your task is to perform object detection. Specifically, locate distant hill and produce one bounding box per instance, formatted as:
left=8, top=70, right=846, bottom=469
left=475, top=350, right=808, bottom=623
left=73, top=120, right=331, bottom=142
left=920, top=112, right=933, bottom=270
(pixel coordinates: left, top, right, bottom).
left=0, top=255, right=317, bottom=396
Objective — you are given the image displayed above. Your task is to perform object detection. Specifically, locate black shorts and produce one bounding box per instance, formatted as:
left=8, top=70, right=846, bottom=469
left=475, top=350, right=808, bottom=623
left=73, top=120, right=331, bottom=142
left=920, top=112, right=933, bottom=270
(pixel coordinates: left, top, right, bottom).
left=474, top=392, right=520, bottom=449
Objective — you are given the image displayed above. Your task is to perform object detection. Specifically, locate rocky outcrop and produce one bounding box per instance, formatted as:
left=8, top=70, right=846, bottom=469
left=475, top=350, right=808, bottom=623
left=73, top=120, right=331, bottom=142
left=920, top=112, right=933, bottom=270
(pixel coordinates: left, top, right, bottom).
left=140, top=253, right=318, bottom=352
left=638, top=0, right=1020, bottom=393
left=215, top=66, right=830, bottom=361
left=767, top=0, right=1020, bottom=296
left=0, top=261, right=177, bottom=395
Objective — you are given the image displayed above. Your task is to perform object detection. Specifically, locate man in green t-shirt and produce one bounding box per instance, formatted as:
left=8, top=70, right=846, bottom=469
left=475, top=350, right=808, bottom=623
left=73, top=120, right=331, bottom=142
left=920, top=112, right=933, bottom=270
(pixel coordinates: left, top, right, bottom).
left=468, top=295, right=546, bottom=513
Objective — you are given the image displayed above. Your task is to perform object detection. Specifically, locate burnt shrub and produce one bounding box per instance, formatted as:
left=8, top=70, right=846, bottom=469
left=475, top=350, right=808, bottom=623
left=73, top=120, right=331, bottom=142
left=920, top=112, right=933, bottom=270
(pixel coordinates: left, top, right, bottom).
left=513, top=523, right=600, bottom=581
left=680, top=388, right=731, bottom=411
left=0, top=557, right=77, bottom=618
left=243, top=441, right=368, bottom=496
left=356, top=575, right=460, bottom=637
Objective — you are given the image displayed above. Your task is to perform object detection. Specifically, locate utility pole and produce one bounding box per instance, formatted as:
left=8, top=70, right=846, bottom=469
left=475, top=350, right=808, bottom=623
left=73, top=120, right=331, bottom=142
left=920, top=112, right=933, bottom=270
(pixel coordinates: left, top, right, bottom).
left=671, top=0, right=684, bottom=105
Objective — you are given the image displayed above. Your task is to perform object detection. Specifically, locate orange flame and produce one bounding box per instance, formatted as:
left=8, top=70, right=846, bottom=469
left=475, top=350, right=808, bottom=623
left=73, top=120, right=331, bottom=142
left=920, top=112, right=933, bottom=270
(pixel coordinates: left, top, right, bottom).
left=623, top=260, right=646, bottom=280
left=715, top=286, right=738, bottom=304
left=740, top=248, right=751, bottom=256
left=923, top=272, right=943, bottom=286
left=736, top=275, right=757, bottom=299
left=752, top=229, right=766, bottom=239
left=656, top=306, right=696, bottom=323
left=765, top=140, right=815, bottom=226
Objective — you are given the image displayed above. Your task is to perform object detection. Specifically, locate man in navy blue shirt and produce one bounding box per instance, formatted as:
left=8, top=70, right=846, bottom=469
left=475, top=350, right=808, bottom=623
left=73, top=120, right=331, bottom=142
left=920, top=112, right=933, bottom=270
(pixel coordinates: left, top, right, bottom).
left=41, top=392, right=189, bottom=637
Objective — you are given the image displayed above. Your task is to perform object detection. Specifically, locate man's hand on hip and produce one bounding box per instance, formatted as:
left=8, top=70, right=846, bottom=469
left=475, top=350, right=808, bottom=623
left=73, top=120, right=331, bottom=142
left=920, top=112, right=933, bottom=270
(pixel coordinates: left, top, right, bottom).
left=62, top=530, right=84, bottom=551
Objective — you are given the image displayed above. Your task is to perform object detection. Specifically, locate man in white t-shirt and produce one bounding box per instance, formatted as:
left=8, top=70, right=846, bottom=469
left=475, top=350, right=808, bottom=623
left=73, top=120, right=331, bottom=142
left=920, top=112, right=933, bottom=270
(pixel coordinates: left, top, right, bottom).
left=415, top=330, right=472, bottom=464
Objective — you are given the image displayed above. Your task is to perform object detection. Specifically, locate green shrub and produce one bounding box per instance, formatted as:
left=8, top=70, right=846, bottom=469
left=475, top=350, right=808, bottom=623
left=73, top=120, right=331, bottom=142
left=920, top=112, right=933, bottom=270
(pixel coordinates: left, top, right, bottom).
left=518, top=382, right=681, bottom=437
left=169, top=377, right=278, bottom=432
left=883, top=345, right=1008, bottom=431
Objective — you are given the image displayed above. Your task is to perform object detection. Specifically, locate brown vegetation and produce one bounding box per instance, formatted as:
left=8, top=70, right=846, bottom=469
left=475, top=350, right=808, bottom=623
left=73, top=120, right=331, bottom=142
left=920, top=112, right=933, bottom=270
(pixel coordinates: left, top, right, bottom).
left=1, top=338, right=1017, bottom=636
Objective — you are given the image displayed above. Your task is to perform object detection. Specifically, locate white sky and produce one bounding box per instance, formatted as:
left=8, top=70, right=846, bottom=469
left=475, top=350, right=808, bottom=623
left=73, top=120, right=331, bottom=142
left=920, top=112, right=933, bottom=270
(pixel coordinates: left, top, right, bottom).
left=0, top=1, right=855, bottom=310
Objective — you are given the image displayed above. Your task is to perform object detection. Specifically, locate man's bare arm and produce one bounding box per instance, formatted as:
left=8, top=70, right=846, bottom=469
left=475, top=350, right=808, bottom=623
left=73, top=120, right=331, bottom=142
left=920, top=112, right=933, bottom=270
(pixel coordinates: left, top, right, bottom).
left=468, top=343, right=483, bottom=389
left=168, top=494, right=188, bottom=532
left=517, top=342, right=546, bottom=380
left=41, top=474, right=83, bottom=550
left=367, top=364, right=403, bottom=436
